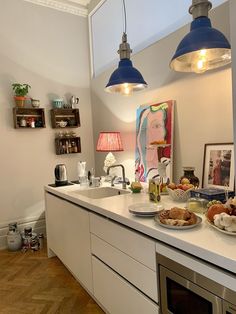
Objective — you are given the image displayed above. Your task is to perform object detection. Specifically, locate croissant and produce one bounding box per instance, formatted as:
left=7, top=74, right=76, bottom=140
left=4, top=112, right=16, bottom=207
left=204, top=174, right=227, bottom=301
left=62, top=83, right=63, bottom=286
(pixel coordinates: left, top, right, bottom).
left=159, top=208, right=197, bottom=226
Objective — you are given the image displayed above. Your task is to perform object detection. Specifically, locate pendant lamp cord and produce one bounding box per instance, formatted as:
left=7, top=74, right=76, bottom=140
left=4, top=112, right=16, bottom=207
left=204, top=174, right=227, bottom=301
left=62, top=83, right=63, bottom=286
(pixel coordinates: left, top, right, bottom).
left=123, top=0, right=127, bottom=34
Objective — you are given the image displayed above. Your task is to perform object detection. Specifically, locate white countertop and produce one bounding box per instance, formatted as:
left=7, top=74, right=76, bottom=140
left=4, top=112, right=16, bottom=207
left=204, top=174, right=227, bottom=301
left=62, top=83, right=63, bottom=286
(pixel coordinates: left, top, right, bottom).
left=45, top=183, right=236, bottom=276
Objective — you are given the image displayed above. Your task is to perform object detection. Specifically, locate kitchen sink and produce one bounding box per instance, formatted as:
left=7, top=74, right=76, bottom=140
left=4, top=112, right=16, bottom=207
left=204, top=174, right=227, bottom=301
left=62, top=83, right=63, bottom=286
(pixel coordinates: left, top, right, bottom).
left=68, top=186, right=130, bottom=199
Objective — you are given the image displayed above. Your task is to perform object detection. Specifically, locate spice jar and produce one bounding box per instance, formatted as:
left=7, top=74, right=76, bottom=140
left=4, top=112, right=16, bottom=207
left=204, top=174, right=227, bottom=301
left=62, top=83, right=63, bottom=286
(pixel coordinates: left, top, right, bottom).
left=180, top=167, right=200, bottom=187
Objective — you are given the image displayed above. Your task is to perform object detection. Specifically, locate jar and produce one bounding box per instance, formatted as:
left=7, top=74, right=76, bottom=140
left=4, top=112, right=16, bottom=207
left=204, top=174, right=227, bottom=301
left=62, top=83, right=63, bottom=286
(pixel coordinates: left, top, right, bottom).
left=186, top=197, right=208, bottom=214
left=30, top=118, right=35, bottom=128
left=22, top=227, right=38, bottom=251
left=149, top=178, right=161, bottom=202
left=180, top=167, right=200, bottom=187
left=20, top=117, right=27, bottom=127
left=7, top=222, right=22, bottom=251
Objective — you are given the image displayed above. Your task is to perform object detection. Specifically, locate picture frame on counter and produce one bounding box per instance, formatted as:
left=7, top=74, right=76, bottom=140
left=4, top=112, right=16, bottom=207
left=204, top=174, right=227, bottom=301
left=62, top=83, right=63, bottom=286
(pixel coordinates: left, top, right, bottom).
left=202, top=143, right=234, bottom=191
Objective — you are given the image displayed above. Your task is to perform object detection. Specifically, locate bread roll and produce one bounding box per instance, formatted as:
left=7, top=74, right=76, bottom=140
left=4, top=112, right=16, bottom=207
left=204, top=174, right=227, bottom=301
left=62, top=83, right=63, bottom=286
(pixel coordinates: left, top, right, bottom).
left=207, top=204, right=229, bottom=222
left=169, top=207, right=191, bottom=220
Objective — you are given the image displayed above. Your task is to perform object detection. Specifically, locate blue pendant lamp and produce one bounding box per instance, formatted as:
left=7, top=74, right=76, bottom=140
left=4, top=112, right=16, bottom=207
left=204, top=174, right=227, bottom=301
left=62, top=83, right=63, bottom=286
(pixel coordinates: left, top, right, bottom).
left=105, top=0, right=147, bottom=95
left=170, top=0, right=231, bottom=73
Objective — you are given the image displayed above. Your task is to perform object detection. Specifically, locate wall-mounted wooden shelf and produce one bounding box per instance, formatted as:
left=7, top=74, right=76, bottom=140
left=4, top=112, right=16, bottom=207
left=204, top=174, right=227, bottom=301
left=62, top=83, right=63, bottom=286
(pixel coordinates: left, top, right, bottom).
left=50, top=109, right=80, bottom=128
left=55, top=136, right=81, bottom=155
left=13, top=107, right=46, bottom=129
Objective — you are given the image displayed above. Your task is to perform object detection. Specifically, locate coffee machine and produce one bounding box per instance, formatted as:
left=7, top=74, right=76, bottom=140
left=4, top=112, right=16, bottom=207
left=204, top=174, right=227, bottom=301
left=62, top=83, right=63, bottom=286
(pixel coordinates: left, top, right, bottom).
left=54, top=164, right=68, bottom=186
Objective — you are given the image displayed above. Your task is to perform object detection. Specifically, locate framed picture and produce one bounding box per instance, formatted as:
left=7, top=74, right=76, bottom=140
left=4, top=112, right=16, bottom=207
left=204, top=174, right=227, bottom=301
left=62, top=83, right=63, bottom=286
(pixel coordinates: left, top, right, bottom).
left=202, top=143, right=235, bottom=190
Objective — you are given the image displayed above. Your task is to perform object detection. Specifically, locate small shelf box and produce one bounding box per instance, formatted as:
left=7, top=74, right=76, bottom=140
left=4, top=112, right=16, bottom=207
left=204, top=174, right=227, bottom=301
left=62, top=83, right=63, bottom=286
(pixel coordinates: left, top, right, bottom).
left=13, top=107, right=46, bottom=129
left=55, top=136, right=81, bottom=155
left=50, top=109, right=80, bottom=128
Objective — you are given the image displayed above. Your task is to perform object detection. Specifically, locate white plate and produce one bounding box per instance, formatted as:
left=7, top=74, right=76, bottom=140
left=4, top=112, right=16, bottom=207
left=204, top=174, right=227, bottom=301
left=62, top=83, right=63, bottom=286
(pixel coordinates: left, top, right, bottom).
left=154, top=212, right=202, bottom=230
left=128, top=203, right=163, bottom=216
left=206, top=219, right=236, bottom=236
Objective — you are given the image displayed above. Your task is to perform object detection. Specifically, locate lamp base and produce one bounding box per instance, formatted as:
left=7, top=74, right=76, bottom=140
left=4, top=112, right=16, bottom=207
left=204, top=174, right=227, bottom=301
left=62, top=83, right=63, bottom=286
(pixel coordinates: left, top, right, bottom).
left=103, top=152, right=117, bottom=174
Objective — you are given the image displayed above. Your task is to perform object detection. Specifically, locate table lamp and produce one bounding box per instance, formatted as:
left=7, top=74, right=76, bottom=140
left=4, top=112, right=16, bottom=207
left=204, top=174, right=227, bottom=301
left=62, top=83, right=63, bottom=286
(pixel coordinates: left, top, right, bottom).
left=96, top=132, right=124, bottom=174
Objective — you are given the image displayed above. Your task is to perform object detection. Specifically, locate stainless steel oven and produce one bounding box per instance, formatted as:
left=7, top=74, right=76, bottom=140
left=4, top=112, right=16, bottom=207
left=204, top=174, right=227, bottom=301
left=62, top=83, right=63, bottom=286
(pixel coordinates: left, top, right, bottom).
left=157, top=253, right=236, bottom=314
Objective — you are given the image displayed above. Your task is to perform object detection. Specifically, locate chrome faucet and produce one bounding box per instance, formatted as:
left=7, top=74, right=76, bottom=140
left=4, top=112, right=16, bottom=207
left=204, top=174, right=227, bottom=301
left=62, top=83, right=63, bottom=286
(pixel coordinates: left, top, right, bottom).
left=107, top=164, right=127, bottom=189
left=111, top=175, right=117, bottom=187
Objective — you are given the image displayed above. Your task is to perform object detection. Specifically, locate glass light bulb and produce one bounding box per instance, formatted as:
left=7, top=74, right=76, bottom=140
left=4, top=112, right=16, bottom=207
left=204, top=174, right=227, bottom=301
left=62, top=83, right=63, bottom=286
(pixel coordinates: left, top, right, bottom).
left=191, top=49, right=209, bottom=74
left=121, top=83, right=133, bottom=96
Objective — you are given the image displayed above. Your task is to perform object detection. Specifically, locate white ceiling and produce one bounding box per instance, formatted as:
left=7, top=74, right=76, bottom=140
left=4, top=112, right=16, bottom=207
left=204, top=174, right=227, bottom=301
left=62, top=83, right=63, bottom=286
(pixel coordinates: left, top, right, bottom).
left=23, top=0, right=92, bottom=17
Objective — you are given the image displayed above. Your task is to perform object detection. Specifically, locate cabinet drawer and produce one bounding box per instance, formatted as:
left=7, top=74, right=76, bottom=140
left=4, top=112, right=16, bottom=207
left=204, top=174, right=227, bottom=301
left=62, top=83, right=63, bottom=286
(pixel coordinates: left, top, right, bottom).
left=92, top=256, right=159, bottom=314
left=91, top=234, right=158, bottom=302
left=90, top=213, right=156, bottom=270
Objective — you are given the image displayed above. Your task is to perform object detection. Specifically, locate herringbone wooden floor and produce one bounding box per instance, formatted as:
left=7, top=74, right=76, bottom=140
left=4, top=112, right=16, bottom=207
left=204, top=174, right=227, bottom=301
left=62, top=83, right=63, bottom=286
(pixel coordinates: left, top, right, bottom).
left=0, top=245, right=104, bottom=314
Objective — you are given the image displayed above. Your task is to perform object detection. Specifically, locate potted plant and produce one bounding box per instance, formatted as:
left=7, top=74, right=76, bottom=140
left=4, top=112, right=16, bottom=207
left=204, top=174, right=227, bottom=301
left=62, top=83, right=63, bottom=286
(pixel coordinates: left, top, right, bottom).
left=12, top=83, right=31, bottom=107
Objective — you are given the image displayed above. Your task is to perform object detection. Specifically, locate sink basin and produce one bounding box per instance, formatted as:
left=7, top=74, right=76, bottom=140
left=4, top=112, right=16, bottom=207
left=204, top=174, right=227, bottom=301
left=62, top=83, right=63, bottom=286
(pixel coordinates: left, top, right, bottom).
left=69, top=187, right=130, bottom=199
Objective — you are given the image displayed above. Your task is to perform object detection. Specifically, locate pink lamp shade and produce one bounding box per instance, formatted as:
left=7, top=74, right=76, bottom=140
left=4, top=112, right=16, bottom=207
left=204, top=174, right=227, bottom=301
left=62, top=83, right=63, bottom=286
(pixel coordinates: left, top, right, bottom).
left=96, top=132, right=124, bottom=152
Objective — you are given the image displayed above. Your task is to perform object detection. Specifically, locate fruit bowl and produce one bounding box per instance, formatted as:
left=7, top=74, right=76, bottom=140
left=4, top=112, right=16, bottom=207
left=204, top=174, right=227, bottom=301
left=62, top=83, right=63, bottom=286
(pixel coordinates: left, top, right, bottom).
left=167, top=187, right=193, bottom=202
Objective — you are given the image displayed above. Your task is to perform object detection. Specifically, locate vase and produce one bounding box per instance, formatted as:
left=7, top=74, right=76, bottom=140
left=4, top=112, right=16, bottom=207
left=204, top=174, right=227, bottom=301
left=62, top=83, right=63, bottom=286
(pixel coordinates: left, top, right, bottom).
left=180, top=167, right=200, bottom=187
left=14, top=96, right=26, bottom=107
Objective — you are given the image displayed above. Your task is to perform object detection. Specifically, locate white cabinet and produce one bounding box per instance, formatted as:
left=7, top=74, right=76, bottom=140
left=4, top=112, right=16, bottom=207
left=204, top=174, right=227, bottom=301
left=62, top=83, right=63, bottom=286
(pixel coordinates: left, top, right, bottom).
left=90, top=212, right=156, bottom=271
left=45, top=192, right=159, bottom=313
left=45, top=192, right=93, bottom=293
left=92, top=256, right=159, bottom=314
left=90, top=212, right=159, bottom=311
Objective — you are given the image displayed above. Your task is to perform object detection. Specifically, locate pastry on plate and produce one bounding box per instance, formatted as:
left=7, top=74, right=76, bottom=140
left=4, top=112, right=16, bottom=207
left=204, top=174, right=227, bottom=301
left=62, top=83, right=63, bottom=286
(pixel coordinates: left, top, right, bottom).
left=159, top=207, right=197, bottom=226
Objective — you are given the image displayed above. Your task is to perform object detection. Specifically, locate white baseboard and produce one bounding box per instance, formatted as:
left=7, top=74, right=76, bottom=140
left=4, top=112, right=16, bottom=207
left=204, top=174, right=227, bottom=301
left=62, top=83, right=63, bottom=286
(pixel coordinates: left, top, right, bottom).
left=0, top=217, right=46, bottom=250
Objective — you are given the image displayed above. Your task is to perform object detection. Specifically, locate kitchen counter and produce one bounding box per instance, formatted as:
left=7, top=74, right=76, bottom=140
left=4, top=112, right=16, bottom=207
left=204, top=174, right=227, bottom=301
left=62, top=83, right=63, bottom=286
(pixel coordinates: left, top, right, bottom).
left=45, top=184, right=236, bottom=277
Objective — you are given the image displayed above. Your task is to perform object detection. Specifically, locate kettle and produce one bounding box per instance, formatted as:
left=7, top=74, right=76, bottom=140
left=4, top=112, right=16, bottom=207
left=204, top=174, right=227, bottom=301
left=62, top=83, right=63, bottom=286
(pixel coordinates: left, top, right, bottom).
left=55, top=164, right=68, bottom=186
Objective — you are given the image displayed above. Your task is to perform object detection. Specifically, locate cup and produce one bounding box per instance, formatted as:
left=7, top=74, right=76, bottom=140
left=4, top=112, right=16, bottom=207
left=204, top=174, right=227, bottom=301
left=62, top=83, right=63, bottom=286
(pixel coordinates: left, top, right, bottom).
left=91, top=177, right=101, bottom=187
left=79, top=175, right=89, bottom=187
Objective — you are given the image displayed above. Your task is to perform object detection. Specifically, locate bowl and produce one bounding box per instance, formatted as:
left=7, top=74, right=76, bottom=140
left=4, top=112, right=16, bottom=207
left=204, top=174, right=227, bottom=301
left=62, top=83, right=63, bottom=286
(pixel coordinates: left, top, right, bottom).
left=57, top=120, right=67, bottom=128
left=167, top=187, right=193, bottom=202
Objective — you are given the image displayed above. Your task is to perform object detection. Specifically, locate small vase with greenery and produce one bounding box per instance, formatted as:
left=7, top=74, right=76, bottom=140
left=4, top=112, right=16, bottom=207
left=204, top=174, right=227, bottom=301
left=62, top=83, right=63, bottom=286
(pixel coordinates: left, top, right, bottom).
left=12, top=83, right=31, bottom=107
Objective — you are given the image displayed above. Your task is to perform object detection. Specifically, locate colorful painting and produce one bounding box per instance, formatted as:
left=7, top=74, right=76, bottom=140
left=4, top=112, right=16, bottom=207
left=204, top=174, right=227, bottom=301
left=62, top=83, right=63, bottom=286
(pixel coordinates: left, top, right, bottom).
left=135, top=100, right=174, bottom=182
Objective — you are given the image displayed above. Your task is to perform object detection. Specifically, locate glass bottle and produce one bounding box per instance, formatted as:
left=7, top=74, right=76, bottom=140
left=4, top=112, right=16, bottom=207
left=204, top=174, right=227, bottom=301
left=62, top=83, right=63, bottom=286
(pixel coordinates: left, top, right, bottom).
left=7, top=222, right=22, bottom=251
left=180, top=167, right=200, bottom=187
left=149, top=178, right=161, bottom=202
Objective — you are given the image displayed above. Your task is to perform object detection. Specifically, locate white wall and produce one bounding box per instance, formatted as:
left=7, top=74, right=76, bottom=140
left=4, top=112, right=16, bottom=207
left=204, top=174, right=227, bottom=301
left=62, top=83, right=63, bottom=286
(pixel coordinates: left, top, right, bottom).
left=0, top=0, right=94, bottom=241
left=91, top=2, right=233, bottom=184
